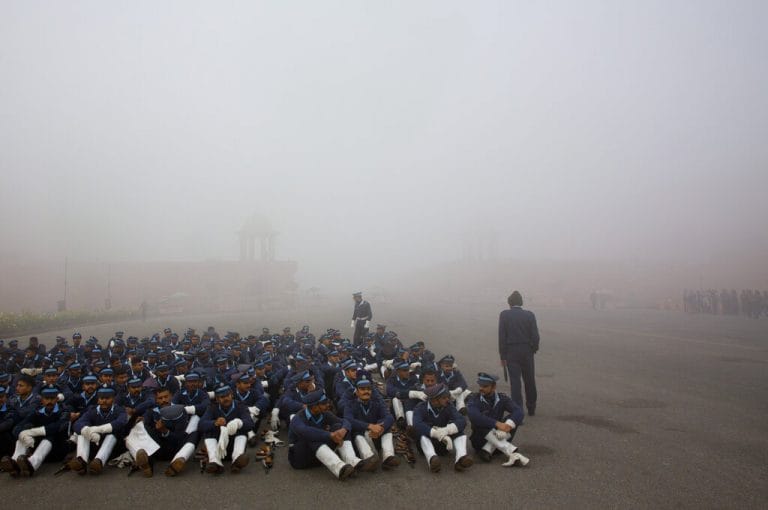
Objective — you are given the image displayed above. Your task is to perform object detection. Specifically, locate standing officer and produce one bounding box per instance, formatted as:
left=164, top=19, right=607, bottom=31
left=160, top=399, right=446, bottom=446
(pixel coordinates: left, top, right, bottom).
left=498, top=291, right=539, bottom=415
left=351, top=292, right=372, bottom=347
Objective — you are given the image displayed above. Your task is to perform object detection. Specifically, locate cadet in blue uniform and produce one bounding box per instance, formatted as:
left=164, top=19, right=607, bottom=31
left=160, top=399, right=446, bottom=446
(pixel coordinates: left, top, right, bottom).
left=167, top=371, right=207, bottom=476
left=153, top=364, right=180, bottom=395
left=498, top=291, right=540, bottom=415
left=466, top=372, right=528, bottom=466
left=412, top=383, right=473, bottom=473
left=437, top=355, right=471, bottom=414
left=10, top=375, right=40, bottom=421
left=344, top=374, right=399, bottom=470
left=0, top=387, right=18, bottom=458
left=287, top=390, right=356, bottom=480
left=1, top=386, right=69, bottom=477
left=68, top=375, right=100, bottom=422
left=232, top=373, right=268, bottom=445
left=128, top=386, right=190, bottom=477
left=198, top=385, right=252, bottom=474
left=120, top=377, right=154, bottom=421
left=386, top=361, right=426, bottom=428
left=69, top=386, right=128, bottom=475
left=274, top=370, right=316, bottom=430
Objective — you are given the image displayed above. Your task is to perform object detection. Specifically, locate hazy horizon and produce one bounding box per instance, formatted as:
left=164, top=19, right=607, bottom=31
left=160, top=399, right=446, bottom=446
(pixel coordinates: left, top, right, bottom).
left=2, top=1, right=767, bottom=292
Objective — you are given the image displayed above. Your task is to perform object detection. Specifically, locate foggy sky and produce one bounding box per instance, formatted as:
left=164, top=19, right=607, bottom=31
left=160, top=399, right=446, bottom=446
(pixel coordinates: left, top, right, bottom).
left=1, top=1, right=767, bottom=290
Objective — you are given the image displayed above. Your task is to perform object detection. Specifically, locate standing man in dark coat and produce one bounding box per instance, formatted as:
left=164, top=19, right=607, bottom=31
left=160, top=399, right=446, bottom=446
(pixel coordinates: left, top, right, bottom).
left=351, top=292, right=372, bottom=347
left=498, top=291, right=539, bottom=416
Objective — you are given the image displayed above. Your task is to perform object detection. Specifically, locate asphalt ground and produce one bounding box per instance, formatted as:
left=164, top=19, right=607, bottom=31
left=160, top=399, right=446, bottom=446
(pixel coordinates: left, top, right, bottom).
left=2, top=300, right=767, bottom=509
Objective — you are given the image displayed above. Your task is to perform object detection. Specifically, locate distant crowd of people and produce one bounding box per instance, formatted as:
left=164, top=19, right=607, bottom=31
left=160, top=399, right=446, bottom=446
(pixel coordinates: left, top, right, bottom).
left=683, top=289, right=767, bottom=318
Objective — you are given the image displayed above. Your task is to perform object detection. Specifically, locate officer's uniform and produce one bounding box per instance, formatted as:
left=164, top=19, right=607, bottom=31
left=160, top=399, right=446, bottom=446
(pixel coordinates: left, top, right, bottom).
left=343, top=376, right=398, bottom=469
left=386, top=361, right=424, bottom=426
left=0, top=387, right=19, bottom=459
left=287, top=390, right=357, bottom=480
left=466, top=373, right=528, bottom=466
left=498, top=301, right=540, bottom=414
left=412, top=383, right=473, bottom=472
left=351, top=293, right=372, bottom=346
left=2, top=387, right=69, bottom=476
left=71, top=387, right=128, bottom=474
left=198, top=386, right=253, bottom=473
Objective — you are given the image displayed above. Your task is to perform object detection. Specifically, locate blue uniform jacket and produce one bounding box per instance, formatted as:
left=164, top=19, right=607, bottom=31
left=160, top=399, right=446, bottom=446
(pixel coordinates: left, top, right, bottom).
left=413, top=401, right=466, bottom=439
left=74, top=404, right=129, bottom=438
left=386, top=374, right=419, bottom=399
left=439, top=369, right=468, bottom=391
left=467, top=391, right=524, bottom=432
left=142, top=405, right=190, bottom=446
left=172, top=388, right=210, bottom=416
left=199, top=401, right=254, bottom=434
left=498, top=306, right=540, bottom=356
left=343, top=397, right=394, bottom=434
left=288, top=409, right=348, bottom=445
left=13, top=404, right=69, bottom=439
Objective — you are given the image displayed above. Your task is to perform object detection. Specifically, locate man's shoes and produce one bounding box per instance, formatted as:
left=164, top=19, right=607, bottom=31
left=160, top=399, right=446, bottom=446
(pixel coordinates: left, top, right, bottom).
left=1, top=456, right=20, bottom=477
left=359, top=454, right=379, bottom=472
left=454, top=455, right=474, bottom=471
left=476, top=449, right=492, bottom=463
left=135, top=449, right=152, bottom=477
left=230, top=454, right=249, bottom=473
left=428, top=456, right=441, bottom=473
left=527, top=408, right=536, bottom=417
left=67, top=456, right=87, bottom=475
left=205, top=462, right=224, bottom=474
left=88, top=458, right=103, bottom=475
left=338, top=463, right=354, bottom=481
left=382, top=455, right=400, bottom=469
left=164, top=458, right=186, bottom=477
left=16, top=455, right=34, bottom=477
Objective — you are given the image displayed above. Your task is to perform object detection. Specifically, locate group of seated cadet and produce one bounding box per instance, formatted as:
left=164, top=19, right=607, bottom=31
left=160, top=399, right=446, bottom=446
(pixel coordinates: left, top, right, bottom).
left=0, top=324, right=531, bottom=480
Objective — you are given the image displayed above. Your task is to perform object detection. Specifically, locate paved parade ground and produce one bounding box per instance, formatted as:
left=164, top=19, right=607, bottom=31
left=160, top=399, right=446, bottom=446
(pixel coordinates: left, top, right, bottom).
left=2, top=299, right=767, bottom=509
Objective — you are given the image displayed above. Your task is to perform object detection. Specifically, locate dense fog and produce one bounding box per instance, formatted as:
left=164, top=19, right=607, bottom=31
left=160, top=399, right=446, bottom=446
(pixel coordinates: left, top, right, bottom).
left=1, top=1, right=766, bottom=311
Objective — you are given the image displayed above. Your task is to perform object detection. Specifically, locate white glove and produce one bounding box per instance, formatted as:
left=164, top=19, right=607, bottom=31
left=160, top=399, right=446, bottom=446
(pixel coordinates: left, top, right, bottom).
left=174, top=374, right=185, bottom=383
left=408, top=390, right=427, bottom=401
left=430, top=426, right=447, bottom=441
left=261, top=380, right=269, bottom=388
left=92, top=424, right=113, bottom=435
left=207, top=391, right=215, bottom=399
left=505, top=419, right=517, bottom=430
left=21, top=368, right=42, bottom=376
left=184, top=405, right=197, bottom=415
left=226, top=418, right=242, bottom=435
left=58, top=393, right=65, bottom=402
left=80, top=426, right=93, bottom=442
left=383, top=359, right=394, bottom=370
left=363, top=363, right=378, bottom=372
left=27, top=426, right=47, bottom=438
left=270, top=408, right=280, bottom=431
left=449, top=387, right=464, bottom=398
left=350, top=321, right=355, bottom=328
left=409, top=362, right=421, bottom=370
left=441, top=435, right=453, bottom=451
left=364, top=320, right=370, bottom=329
left=18, top=431, right=35, bottom=448
left=444, top=423, right=459, bottom=436
left=248, top=406, right=260, bottom=418
left=494, top=429, right=511, bottom=440
left=217, top=426, right=229, bottom=457
left=90, top=433, right=102, bottom=445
